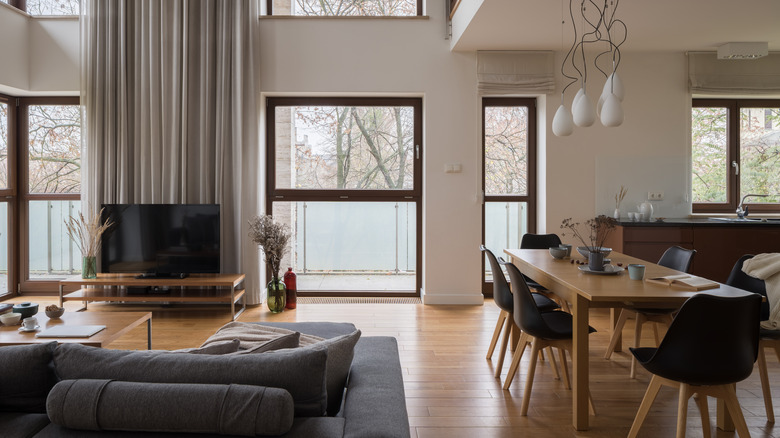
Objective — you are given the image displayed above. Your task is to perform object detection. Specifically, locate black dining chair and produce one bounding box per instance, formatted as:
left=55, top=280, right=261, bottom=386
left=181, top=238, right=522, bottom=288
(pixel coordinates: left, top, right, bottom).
left=501, top=260, right=596, bottom=415
left=627, top=293, right=761, bottom=438
left=727, top=254, right=777, bottom=423
left=481, top=246, right=560, bottom=378
left=520, top=233, right=570, bottom=311
left=604, top=245, right=697, bottom=378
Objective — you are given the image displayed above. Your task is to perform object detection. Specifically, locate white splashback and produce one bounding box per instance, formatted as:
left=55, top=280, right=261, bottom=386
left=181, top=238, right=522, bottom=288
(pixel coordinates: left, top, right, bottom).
left=596, top=155, right=691, bottom=219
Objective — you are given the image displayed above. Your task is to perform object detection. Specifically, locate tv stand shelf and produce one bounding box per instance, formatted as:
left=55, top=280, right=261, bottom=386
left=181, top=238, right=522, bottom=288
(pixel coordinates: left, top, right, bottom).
left=59, top=273, right=246, bottom=321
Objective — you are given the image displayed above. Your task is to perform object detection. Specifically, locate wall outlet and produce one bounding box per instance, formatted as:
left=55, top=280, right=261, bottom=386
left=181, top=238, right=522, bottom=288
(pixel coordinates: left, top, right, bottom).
left=648, top=191, right=664, bottom=201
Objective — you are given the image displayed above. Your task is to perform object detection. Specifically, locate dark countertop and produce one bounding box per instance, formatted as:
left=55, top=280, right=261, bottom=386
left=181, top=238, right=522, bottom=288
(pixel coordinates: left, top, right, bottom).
left=617, top=217, right=780, bottom=227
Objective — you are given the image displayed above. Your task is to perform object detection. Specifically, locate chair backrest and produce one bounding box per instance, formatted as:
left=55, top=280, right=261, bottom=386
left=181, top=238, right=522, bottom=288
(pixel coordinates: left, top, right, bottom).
left=503, top=261, right=561, bottom=339
left=657, top=246, right=696, bottom=273
left=727, top=254, right=769, bottom=320
left=480, top=245, right=513, bottom=312
left=520, top=233, right=562, bottom=250
left=644, top=293, right=761, bottom=386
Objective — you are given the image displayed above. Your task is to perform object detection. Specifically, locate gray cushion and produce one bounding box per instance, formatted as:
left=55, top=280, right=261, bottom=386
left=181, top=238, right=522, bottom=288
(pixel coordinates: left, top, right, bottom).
left=0, top=342, right=58, bottom=413
left=256, top=322, right=358, bottom=340
left=47, top=379, right=294, bottom=436
left=53, top=343, right=328, bottom=416
left=231, top=332, right=300, bottom=355
left=300, top=329, right=361, bottom=416
left=0, top=412, right=51, bottom=437
left=172, top=339, right=241, bottom=354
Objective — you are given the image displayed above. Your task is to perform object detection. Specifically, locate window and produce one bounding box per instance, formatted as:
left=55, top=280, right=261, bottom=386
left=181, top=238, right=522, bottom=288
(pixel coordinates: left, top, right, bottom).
left=3, top=0, right=79, bottom=15
left=482, top=98, right=537, bottom=292
left=267, top=97, right=421, bottom=295
left=267, top=0, right=421, bottom=16
left=692, top=99, right=780, bottom=213
left=0, top=96, right=12, bottom=297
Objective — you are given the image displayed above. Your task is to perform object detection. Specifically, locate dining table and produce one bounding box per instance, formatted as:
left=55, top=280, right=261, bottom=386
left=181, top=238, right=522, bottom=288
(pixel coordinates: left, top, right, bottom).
left=503, top=248, right=755, bottom=431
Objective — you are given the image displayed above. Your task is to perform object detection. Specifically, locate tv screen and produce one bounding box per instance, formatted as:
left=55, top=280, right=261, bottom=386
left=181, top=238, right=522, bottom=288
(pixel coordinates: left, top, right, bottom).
left=101, top=204, right=220, bottom=275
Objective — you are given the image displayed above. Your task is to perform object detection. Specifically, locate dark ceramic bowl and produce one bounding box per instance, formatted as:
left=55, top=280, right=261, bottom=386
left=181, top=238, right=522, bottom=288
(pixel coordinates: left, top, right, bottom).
left=12, top=302, right=39, bottom=319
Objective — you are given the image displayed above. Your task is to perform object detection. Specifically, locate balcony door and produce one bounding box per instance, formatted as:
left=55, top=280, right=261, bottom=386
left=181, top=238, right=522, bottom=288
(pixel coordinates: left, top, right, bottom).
left=482, top=98, right=537, bottom=294
left=266, top=97, right=422, bottom=296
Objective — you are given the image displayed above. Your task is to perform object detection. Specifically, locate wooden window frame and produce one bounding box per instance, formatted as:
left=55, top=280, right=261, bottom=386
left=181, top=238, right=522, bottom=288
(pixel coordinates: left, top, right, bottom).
left=266, top=96, right=423, bottom=297
left=18, top=96, right=80, bottom=294
left=265, top=0, right=422, bottom=16
left=481, top=97, right=538, bottom=295
left=0, top=94, right=18, bottom=298
left=692, top=99, right=780, bottom=215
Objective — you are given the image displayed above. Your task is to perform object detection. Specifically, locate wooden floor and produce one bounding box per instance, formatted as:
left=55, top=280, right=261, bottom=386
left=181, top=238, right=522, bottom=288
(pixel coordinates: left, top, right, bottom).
left=7, top=296, right=780, bottom=437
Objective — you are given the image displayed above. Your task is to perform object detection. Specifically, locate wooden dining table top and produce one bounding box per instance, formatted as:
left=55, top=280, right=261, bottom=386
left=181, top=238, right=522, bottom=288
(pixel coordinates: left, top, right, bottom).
left=503, top=248, right=754, bottom=307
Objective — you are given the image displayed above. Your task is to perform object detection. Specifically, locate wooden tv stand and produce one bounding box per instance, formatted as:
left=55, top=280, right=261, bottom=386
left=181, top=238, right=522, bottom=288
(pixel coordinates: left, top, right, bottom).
left=59, top=273, right=246, bottom=321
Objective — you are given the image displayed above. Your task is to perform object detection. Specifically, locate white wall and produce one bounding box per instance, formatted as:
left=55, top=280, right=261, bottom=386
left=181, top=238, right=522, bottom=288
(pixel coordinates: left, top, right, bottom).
left=259, top=10, right=484, bottom=304
left=545, top=52, right=692, bottom=244
left=0, top=5, right=79, bottom=95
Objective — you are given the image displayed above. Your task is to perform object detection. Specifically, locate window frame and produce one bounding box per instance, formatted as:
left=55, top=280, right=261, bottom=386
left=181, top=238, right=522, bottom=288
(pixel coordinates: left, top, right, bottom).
left=692, top=98, right=780, bottom=214
left=481, top=97, right=538, bottom=295
left=266, top=96, right=423, bottom=296
left=18, top=96, right=81, bottom=294
left=0, top=93, right=18, bottom=298
left=265, top=0, right=422, bottom=16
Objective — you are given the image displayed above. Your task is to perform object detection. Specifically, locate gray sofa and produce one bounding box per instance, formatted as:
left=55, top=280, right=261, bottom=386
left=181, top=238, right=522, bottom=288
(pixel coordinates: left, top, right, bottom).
left=0, top=322, right=410, bottom=438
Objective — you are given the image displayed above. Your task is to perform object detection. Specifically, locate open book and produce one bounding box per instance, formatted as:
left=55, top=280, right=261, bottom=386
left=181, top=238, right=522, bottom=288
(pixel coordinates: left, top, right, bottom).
left=645, top=274, right=719, bottom=291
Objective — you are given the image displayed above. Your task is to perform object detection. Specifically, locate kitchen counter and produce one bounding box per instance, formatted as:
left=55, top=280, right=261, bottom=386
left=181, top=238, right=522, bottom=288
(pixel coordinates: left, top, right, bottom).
left=604, top=219, right=780, bottom=282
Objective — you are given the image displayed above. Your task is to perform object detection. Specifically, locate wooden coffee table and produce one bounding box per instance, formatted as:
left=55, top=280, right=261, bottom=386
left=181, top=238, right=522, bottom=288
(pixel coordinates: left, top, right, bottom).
left=0, top=311, right=152, bottom=349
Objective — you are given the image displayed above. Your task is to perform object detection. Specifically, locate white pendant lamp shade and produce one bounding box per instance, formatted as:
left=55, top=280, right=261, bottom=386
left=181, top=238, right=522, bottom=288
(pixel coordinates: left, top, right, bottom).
left=552, top=104, right=574, bottom=136
left=600, top=93, right=624, bottom=127
left=572, top=92, right=596, bottom=127
left=572, top=88, right=586, bottom=109
left=596, top=94, right=605, bottom=117
left=602, top=72, right=625, bottom=101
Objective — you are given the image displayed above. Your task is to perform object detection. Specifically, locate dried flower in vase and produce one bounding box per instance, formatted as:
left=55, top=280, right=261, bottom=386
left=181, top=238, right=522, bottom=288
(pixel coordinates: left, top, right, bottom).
left=615, top=185, right=627, bottom=209
left=64, top=208, right=113, bottom=258
left=248, top=215, right=291, bottom=282
left=560, top=215, right=617, bottom=252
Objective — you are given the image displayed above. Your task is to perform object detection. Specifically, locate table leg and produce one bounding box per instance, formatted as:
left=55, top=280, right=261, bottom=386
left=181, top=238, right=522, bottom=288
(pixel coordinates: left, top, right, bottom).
left=573, top=294, right=590, bottom=430
left=59, top=284, right=64, bottom=307
left=610, top=308, right=623, bottom=352
left=146, top=318, right=152, bottom=350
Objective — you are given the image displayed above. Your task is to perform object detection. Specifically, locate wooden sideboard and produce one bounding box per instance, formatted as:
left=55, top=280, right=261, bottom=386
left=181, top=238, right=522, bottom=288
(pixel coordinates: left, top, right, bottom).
left=603, top=219, right=780, bottom=283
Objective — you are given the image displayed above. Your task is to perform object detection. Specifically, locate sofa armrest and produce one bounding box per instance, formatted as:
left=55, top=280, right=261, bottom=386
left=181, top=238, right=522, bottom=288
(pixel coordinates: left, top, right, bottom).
left=341, top=337, right=410, bottom=438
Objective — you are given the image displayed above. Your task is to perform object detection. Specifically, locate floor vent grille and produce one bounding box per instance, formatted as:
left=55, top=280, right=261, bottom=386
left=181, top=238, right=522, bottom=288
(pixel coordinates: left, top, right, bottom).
left=297, top=297, right=422, bottom=304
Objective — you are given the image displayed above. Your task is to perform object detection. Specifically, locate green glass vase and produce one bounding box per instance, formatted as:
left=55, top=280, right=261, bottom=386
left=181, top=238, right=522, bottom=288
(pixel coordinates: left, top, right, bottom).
left=82, top=256, right=97, bottom=279
left=266, top=279, right=286, bottom=313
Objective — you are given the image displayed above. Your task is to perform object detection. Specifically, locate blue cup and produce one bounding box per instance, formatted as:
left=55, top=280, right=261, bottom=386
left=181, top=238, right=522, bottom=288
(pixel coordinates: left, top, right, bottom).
left=628, top=264, right=645, bottom=280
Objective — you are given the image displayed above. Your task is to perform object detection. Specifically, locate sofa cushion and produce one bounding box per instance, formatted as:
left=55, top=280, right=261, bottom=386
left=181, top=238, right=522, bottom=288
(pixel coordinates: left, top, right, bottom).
left=201, top=323, right=321, bottom=349
left=53, top=343, right=328, bottom=416
left=0, top=342, right=58, bottom=413
left=47, top=379, right=294, bottom=436
left=172, top=339, right=241, bottom=355
left=230, top=332, right=300, bottom=355
left=256, top=322, right=358, bottom=340
left=0, top=412, right=51, bottom=437
left=300, top=329, right=361, bottom=416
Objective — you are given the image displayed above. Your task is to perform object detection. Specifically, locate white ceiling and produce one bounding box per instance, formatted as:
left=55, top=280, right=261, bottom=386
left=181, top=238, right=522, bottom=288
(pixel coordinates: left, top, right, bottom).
left=452, top=0, right=780, bottom=52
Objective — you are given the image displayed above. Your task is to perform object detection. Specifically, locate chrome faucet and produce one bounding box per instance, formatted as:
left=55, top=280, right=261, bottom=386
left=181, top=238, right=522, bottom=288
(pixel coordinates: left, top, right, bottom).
left=736, top=194, right=769, bottom=218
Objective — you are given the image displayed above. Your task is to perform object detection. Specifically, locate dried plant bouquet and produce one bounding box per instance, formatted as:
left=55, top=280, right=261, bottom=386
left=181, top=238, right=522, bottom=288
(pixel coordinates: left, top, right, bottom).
left=248, top=215, right=291, bottom=282
left=65, top=208, right=113, bottom=258
left=560, top=215, right=617, bottom=252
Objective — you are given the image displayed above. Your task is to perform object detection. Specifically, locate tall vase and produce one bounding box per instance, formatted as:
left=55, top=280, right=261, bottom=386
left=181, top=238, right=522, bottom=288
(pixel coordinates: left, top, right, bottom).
left=82, top=256, right=97, bottom=279
left=266, top=278, right=286, bottom=313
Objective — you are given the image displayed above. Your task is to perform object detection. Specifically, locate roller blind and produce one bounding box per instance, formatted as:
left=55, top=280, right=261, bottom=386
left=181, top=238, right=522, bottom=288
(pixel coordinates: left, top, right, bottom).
left=688, top=52, right=780, bottom=95
left=477, top=51, right=555, bottom=95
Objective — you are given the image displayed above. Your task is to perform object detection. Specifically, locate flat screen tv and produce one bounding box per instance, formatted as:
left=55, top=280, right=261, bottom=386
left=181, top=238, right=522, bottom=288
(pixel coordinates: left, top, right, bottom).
left=101, top=204, right=220, bottom=276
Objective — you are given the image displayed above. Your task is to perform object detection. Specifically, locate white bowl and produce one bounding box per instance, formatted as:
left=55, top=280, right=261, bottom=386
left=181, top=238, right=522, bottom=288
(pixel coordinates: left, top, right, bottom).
left=576, top=246, right=612, bottom=259
left=0, top=312, right=22, bottom=326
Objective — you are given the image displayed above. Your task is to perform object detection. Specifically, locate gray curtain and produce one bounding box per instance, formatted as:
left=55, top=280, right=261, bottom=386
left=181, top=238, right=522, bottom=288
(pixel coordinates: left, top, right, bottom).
left=80, top=0, right=262, bottom=304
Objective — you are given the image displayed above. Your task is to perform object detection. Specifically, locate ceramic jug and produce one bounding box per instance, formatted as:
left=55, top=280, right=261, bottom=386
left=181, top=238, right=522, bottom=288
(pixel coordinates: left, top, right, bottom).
left=639, top=201, right=654, bottom=221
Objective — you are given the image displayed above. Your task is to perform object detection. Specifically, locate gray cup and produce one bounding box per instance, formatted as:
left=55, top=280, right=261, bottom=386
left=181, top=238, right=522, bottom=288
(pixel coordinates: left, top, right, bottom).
left=628, top=264, right=645, bottom=280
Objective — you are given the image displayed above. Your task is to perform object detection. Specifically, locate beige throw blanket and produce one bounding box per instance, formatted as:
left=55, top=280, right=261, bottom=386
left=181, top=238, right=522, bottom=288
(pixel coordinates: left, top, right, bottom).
left=200, top=322, right=324, bottom=350
left=742, top=253, right=780, bottom=330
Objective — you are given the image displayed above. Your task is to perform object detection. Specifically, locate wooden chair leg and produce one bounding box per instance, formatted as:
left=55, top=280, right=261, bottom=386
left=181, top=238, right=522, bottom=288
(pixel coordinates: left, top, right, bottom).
left=486, top=310, right=508, bottom=360
left=588, top=388, right=597, bottom=416
left=559, top=299, right=571, bottom=313
left=546, top=347, right=561, bottom=380
left=720, top=384, right=751, bottom=438
left=652, top=322, right=662, bottom=345
left=494, top=316, right=512, bottom=378
left=757, top=343, right=775, bottom=423
left=558, top=347, right=571, bottom=390
left=502, top=332, right=529, bottom=390
left=604, top=308, right=631, bottom=359
left=676, top=383, right=693, bottom=438
left=628, top=375, right=664, bottom=438
left=631, top=313, right=647, bottom=379
left=693, top=393, right=711, bottom=438
left=520, top=337, right=542, bottom=416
